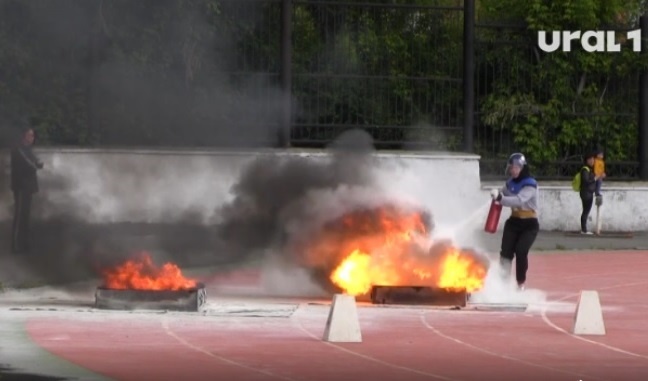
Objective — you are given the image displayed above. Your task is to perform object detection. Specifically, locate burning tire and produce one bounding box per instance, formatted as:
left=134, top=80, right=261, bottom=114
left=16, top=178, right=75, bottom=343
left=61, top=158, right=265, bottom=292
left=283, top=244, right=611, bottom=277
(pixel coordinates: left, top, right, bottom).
left=95, top=252, right=206, bottom=311
left=292, top=203, right=489, bottom=300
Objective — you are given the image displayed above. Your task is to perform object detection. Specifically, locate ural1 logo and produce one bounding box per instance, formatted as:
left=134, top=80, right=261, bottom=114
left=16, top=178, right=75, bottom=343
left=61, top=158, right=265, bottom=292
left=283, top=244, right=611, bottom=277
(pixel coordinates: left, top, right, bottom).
left=537, top=30, right=642, bottom=52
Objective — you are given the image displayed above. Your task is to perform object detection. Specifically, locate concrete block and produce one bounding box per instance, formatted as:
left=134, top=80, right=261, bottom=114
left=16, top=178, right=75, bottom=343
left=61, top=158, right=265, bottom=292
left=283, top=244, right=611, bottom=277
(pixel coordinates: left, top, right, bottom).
left=572, top=290, right=606, bottom=336
left=322, top=294, right=362, bottom=343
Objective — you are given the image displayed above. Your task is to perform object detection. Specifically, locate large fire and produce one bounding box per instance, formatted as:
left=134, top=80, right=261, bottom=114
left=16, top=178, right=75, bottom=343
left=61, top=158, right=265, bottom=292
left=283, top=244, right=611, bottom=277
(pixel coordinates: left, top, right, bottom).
left=102, top=252, right=197, bottom=291
left=299, top=203, right=488, bottom=296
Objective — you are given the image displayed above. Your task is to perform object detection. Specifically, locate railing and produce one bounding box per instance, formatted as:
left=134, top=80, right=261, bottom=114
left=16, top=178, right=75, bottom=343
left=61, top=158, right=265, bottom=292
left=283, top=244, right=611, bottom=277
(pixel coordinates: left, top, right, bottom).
left=1, top=0, right=646, bottom=180
left=480, top=158, right=639, bottom=182
left=216, top=0, right=645, bottom=179
left=286, top=0, right=467, bottom=150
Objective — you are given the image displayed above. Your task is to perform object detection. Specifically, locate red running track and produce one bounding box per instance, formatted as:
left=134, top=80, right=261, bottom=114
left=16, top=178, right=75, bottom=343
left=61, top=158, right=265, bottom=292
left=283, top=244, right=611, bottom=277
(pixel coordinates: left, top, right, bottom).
left=24, top=251, right=648, bottom=381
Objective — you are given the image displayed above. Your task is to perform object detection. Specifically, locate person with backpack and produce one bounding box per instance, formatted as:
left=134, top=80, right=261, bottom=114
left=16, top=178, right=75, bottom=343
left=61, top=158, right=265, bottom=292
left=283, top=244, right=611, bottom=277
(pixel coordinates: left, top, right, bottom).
left=573, top=152, right=605, bottom=234
left=593, top=149, right=606, bottom=206
left=489, top=153, right=539, bottom=291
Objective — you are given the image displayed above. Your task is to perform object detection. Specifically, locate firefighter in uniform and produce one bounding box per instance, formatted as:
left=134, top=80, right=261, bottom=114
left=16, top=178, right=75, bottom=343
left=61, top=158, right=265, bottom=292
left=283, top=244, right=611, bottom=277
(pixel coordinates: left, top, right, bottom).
left=10, top=127, right=44, bottom=254
left=490, top=153, right=539, bottom=290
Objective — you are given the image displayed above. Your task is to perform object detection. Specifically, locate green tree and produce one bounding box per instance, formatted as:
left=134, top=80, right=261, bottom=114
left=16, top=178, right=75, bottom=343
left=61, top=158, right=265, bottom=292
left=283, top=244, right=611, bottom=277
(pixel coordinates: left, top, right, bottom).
left=477, top=0, right=647, bottom=171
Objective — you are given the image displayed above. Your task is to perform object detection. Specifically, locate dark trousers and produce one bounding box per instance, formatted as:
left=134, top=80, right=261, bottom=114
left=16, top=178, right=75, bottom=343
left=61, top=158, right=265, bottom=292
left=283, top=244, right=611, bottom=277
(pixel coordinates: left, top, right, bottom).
left=500, top=217, right=539, bottom=284
left=12, top=191, right=33, bottom=253
left=580, top=193, right=594, bottom=232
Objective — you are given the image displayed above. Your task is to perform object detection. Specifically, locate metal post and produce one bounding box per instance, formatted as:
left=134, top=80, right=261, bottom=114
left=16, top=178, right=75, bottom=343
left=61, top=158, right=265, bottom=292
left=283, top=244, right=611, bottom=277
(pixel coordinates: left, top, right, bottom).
left=462, top=0, right=475, bottom=153
left=279, top=0, right=293, bottom=148
left=638, top=15, right=648, bottom=179
left=86, top=0, right=103, bottom=146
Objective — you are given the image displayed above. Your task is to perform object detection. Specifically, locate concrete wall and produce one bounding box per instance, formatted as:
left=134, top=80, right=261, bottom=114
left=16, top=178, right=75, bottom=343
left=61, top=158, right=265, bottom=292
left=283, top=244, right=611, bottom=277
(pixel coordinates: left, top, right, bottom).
left=1, top=147, right=645, bottom=233
left=0, top=148, right=486, bottom=229
left=480, top=181, right=648, bottom=232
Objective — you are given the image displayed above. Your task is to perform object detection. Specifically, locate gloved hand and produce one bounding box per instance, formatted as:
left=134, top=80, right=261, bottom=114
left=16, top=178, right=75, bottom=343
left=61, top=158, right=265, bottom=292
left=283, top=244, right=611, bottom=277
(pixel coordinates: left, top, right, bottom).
left=490, top=188, right=502, bottom=201
left=36, top=160, right=44, bottom=169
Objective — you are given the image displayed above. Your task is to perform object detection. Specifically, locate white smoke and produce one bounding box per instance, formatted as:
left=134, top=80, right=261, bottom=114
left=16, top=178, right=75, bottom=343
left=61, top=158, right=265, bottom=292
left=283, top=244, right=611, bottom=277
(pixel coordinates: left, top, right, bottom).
left=359, top=146, right=565, bottom=311
left=464, top=258, right=579, bottom=314
left=468, top=258, right=548, bottom=304
left=34, top=150, right=247, bottom=224
left=258, top=253, right=330, bottom=298
left=248, top=145, right=495, bottom=298
left=255, top=183, right=438, bottom=298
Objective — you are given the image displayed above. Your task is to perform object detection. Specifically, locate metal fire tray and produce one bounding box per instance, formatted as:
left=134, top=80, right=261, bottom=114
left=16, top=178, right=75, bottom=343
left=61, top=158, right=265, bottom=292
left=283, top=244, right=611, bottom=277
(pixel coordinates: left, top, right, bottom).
left=370, top=285, right=467, bottom=307
left=95, top=282, right=207, bottom=312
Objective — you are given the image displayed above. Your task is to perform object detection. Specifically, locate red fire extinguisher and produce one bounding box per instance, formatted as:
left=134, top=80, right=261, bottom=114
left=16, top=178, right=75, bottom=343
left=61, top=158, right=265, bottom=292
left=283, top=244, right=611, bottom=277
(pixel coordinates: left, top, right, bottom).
left=484, top=199, right=502, bottom=234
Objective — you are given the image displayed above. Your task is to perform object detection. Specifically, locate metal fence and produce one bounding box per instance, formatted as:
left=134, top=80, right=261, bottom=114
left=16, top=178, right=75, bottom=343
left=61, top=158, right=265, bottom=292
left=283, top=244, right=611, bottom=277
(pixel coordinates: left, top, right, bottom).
left=473, top=22, right=642, bottom=180
left=215, top=0, right=647, bottom=180
left=289, top=1, right=466, bottom=150
left=213, top=0, right=468, bottom=150
left=7, top=1, right=638, bottom=179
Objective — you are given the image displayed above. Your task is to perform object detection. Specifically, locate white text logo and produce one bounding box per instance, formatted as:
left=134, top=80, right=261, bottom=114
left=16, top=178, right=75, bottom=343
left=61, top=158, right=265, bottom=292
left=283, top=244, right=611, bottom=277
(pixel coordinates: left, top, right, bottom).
left=537, top=30, right=642, bottom=52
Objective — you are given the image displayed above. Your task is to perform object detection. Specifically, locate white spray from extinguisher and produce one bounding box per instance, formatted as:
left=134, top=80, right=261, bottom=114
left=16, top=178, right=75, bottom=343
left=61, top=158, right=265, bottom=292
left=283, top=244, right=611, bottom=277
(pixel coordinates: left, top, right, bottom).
left=455, top=201, right=492, bottom=232
left=431, top=200, right=492, bottom=243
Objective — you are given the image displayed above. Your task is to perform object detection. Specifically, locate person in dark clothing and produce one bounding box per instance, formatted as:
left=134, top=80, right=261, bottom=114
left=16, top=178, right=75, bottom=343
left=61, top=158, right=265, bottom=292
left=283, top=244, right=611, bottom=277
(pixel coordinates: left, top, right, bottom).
left=579, top=152, right=605, bottom=235
left=10, top=127, right=44, bottom=253
left=490, top=153, right=539, bottom=291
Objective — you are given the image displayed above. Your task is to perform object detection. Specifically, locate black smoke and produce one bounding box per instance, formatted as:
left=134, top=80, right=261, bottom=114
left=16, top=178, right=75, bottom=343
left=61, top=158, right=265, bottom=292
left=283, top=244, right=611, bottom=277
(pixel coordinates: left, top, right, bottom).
left=213, top=129, right=438, bottom=292
left=216, top=128, right=378, bottom=259
left=0, top=0, right=290, bottom=287
left=0, top=128, right=491, bottom=294
left=0, top=129, right=381, bottom=287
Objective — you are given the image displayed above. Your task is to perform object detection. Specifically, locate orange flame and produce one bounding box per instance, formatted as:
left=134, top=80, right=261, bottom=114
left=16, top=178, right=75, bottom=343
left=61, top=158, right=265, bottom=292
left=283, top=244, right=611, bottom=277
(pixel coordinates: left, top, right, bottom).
left=437, top=248, right=488, bottom=292
left=102, top=252, right=197, bottom=291
left=323, top=205, right=488, bottom=296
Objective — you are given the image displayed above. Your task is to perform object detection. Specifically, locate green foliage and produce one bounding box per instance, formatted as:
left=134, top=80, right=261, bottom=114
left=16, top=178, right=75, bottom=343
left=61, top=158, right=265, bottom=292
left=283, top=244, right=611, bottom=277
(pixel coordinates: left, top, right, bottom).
left=290, top=0, right=465, bottom=147
left=0, top=0, right=470, bottom=149
left=0, top=0, right=645, bottom=162
left=478, top=0, right=646, bottom=165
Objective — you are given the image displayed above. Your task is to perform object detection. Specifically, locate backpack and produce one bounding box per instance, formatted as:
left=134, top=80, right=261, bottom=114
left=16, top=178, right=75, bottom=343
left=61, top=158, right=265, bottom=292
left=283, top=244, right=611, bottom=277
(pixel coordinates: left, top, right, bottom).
left=571, top=166, right=589, bottom=192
